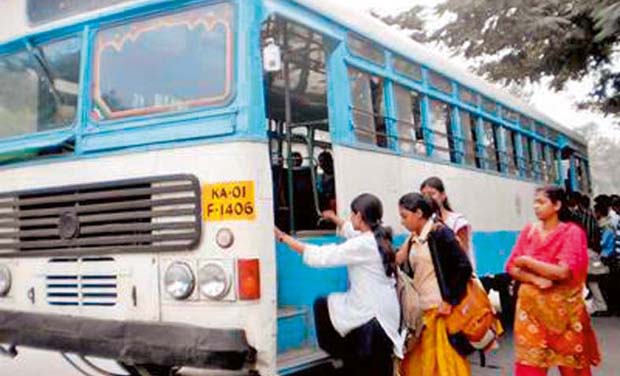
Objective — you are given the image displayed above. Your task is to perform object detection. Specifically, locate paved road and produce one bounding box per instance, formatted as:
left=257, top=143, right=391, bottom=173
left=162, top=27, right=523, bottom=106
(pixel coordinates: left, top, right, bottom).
left=2, top=317, right=619, bottom=375
left=470, top=316, right=619, bottom=376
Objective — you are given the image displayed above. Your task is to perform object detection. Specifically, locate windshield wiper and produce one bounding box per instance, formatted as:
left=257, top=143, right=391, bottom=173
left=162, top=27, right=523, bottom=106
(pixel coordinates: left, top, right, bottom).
left=25, top=40, right=63, bottom=107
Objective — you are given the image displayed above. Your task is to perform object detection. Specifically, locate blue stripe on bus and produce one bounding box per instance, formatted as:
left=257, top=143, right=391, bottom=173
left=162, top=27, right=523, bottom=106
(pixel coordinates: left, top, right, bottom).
left=276, top=229, right=519, bottom=354
left=472, top=230, right=520, bottom=276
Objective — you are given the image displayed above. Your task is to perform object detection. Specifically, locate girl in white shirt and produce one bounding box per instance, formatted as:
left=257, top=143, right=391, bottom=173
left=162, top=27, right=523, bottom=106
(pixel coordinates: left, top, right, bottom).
left=420, top=176, right=476, bottom=270
left=274, top=193, right=403, bottom=376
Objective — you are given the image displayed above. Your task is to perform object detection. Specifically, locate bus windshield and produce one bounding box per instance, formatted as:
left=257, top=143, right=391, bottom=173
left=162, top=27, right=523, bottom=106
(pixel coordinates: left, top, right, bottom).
left=91, top=2, right=235, bottom=120
left=0, top=37, right=81, bottom=138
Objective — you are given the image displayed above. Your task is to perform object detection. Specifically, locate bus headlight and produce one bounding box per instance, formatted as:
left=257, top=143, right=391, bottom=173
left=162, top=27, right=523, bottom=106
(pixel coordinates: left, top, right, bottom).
left=0, top=265, right=11, bottom=297
left=164, top=262, right=195, bottom=300
left=198, top=263, right=231, bottom=300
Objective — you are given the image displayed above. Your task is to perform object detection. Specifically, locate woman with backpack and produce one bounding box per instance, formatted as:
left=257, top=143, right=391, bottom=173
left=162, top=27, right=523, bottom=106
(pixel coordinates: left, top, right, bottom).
left=420, top=177, right=476, bottom=270
left=396, top=192, right=473, bottom=376
left=506, top=186, right=601, bottom=376
left=274, top=193, right=403, bottom=376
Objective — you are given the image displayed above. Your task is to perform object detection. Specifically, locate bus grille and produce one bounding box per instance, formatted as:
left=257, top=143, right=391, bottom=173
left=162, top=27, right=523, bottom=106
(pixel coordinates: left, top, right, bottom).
left=0, top=174, right=201, bottom=256
left=46, top=257, right=117, bottom=306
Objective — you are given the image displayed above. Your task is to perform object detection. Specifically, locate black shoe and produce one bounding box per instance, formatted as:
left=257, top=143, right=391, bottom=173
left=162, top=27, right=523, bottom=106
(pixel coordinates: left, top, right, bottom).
left=592, top=310, right=612, bottom=317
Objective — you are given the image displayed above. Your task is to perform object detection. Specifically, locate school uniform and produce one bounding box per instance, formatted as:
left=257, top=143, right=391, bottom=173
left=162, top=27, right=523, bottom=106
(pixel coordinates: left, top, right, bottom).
left=400, top=221, right=474, bottom=376
left=444, top=212, right=476, bottom=271
left=304, top=221, right=404, bottom=376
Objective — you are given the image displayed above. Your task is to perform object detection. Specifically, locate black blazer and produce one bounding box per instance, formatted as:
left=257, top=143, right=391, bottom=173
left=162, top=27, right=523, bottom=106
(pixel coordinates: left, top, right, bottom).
left=427, top=225, right=473, bottom=306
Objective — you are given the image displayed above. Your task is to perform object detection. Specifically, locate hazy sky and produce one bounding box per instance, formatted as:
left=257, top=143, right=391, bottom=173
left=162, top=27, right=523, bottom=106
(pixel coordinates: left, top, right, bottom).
left=340, top=0, right=615, bottom=130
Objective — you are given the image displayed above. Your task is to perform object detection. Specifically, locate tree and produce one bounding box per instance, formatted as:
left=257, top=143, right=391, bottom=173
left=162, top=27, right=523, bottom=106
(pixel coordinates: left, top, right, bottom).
left=383, top=0, right=620, bottom=117
left=576, top=122, right=620, bottom=194
left=373, top=5, right=427, bottom=43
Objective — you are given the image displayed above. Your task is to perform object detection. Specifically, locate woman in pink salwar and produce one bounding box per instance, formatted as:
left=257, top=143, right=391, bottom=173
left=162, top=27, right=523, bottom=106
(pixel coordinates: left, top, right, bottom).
left=506, top=186, right=600, bottom=376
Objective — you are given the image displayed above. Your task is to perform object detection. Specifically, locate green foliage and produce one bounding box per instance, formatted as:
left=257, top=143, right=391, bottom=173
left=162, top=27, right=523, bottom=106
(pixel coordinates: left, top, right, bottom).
left=383, top=0, right=620, bottom=116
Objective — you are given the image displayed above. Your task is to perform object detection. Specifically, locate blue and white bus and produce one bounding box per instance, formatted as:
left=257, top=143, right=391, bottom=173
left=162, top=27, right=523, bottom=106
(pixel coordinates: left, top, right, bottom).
left=0, top=0, right=591, bottom=375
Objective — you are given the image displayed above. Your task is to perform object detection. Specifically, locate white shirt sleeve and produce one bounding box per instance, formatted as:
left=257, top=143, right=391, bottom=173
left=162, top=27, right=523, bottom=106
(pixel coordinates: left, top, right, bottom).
left=303, top=236, right=374, bottom=267
left=338, top=221, right=361, bottom=239
left=449, top=213, right=470, bottom=234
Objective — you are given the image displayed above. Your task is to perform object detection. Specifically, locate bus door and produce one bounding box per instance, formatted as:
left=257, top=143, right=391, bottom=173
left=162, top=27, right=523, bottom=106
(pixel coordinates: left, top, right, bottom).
left=261, top=16, right=345, bottom=373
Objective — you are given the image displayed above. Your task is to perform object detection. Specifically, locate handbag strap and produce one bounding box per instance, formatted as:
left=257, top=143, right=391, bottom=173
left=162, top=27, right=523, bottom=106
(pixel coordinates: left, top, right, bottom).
left=427, top=225, right=450, bottom=303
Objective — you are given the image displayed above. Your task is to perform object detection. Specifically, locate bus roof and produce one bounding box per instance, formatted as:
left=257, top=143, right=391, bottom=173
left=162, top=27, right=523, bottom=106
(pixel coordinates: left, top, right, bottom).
left=0, top=0, right=587, bottom=145
left=293, top=0, right=585, bottom=144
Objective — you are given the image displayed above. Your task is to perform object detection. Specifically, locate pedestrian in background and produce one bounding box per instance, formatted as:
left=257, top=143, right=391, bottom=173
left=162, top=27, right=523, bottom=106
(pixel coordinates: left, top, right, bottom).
left=420, top=177, right=476, bottom=270
left=506, top=186, right=600, bottom=376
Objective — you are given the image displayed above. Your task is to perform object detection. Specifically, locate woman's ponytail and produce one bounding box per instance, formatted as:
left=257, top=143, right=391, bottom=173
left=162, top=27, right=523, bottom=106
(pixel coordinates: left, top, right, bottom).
left=351, top=194, right=396, bottom=277
left=371, top=222, right=396, bottom=277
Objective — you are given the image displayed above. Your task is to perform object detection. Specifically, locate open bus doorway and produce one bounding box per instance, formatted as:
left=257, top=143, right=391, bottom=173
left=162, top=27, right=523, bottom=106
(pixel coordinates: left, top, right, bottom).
left=262, top=16, right=338, bottom=235
left=261, top=16, right=347, bottom=374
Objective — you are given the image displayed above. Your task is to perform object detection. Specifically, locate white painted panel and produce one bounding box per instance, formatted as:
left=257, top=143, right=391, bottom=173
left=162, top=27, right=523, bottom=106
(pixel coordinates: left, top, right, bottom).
left=334, top=145, right=538, bottom=233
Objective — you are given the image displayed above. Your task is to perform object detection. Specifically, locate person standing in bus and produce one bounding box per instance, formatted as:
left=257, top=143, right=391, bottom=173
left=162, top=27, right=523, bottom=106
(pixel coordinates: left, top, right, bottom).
left=316, top=151, right=336, bottom=212
left=274, top=193, right=403, bottom=376
left=506, top=186, right=600, bottom=376
left=396, top=193, right=473, bottom=376
left=420, top=177, right=476, bottom=269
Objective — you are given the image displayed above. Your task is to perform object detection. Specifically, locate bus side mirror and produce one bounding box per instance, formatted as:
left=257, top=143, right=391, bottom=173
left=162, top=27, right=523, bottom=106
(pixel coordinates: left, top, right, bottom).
left=263, top=38, right=282, bottom=73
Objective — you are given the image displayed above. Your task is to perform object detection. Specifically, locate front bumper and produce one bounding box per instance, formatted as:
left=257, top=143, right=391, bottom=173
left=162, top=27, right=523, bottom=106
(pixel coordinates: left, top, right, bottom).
left=0, top=310, right=251, bottom=370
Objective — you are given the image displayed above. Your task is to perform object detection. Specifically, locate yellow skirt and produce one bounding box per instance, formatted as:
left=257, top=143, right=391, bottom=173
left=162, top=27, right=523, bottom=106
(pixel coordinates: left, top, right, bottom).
left=400, top=309, right=471, bottom=376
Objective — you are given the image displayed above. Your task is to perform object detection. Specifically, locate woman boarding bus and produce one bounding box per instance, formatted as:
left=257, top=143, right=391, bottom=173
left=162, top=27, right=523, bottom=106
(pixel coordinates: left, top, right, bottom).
left=275, top=194, right=402, bottom=376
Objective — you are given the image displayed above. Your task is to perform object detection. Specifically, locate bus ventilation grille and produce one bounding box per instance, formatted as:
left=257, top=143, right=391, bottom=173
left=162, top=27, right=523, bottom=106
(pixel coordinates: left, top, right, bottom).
left=0, top=174, right=201, bottom=256
left=46, top=257, right=117, bottom=307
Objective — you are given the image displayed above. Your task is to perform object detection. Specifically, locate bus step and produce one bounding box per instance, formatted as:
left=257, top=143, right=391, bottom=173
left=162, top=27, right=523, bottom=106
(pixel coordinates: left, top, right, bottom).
left=277, top=345, right=330, bottom=375
left=277, top=306, right=312, bottom=354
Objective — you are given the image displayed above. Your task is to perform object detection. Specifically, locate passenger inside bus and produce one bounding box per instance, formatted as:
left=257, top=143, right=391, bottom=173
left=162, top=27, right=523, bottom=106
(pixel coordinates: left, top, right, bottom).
left=317, top=151, right=336, bottom=212
left=289, top=151, right=303, bottom=168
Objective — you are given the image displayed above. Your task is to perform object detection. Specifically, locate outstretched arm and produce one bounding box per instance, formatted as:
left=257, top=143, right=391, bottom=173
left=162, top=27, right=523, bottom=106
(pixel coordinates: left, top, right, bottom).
left=321, top=210, right=345, bottom=228
left=275, top=227, right=306, bottom=254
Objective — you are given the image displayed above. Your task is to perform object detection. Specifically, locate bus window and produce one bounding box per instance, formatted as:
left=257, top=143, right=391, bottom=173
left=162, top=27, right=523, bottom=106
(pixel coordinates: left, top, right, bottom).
left=0, top=37, right=81, bottom=138
left=348, top=67, right=387, bottom=148
left=522, top=136, right=534, bottom=179
left=263, top=17, right=335, bottom=233
left=27, top=0, right=132, bottom=26
left=551, top=148, right=560, bottom=183
left=347, top=34, right=385, bottom=66
left=482, top=120, right=500, bottom=171
left=91, top=3, right=234, bottom=120
left=429, top=99, right=454, bottom=162
left=503, top=108, right=519, bottom=123
left=575, top=157, right=590, bottom=193
left=503, top=127, right=519, bottom=175
left=393, top=56, right=422, bottom=82
left=460, top=111, right=480, bottom=168
left=428, top=71, right=452, bottom=94
left=393, top=84, right=424, bottom=154
left=482, top=97, right=497, bottom=114
left=533, top=141, right=544, bottom=181
left=459, top=87, right=478, bottom=106
left=543, top=145, right=557, bottom=184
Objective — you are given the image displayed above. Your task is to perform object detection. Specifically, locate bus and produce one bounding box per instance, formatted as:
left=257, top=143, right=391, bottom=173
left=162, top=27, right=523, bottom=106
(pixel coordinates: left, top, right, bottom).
left=0, top=0, right=592, bottom=375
